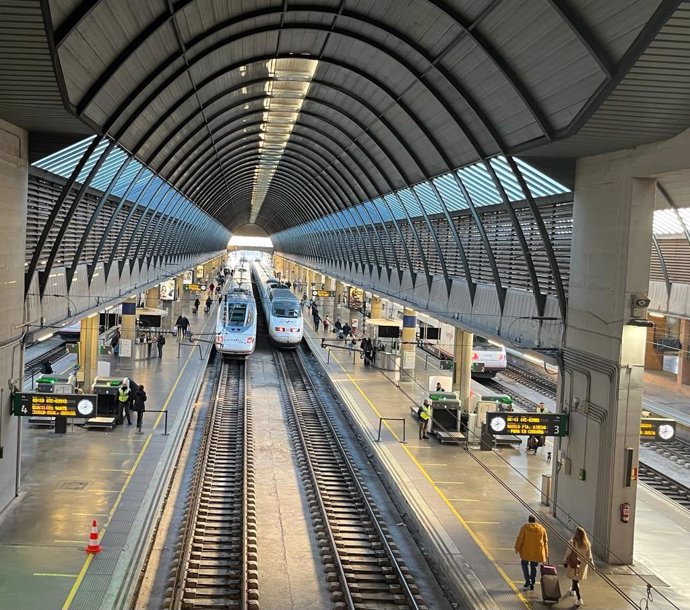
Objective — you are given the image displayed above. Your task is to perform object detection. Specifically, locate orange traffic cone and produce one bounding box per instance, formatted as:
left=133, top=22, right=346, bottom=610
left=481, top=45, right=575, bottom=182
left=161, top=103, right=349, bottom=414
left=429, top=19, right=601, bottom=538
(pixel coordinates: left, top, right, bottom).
left=85, top=519, right=102, bottom=554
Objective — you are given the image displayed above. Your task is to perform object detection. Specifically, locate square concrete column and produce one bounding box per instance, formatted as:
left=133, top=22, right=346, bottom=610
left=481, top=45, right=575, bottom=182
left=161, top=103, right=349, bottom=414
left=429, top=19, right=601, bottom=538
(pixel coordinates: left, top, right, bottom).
left=119, top=297, right=138, bottom=368
left=0, top=119, right=28, bottom=510
left=555, top=153, right=656, bottom=564
left=452, top=329, right=473, bottom=413
left=145, top=286, right=159, bottom=309
left=370, top=295, right=383, bottom=319
left=79, top=314, right=100, bottom=391
left=401, top=308, right=417, bottom=375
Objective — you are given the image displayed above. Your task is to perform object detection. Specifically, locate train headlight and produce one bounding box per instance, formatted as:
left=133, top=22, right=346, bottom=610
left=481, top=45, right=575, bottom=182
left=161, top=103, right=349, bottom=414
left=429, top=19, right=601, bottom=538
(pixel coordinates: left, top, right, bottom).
left=498, top=353, right=505, bottom=360
left=289, top=327, right=300, bottom=333
left=275, top=326, right=285, bottom=332
left=246, top=337, right=254, bottom=344
left=472, top=351, right=478, bottom=361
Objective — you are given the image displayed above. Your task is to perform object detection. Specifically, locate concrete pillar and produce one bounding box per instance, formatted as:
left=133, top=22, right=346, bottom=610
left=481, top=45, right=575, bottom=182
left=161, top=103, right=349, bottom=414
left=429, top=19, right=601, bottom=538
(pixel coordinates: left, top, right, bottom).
left=173, top=274, right=184, bottom=319
left=323, top=277, right=336, bottom=321
left=119, top=296, right=138, bottom=366
left=0, top=119, right=28, bottom=509
left=554, top=154, right=656, bottom=564
left=453, top=329, right=473, bottom=412
left=335, top=280, right=344, bottom=310
left=677, top=319, right=690, bottom=386
left=401, top=307, right=417, bottom=375
left=79, top=314, right=99, bottom=391
left=370, top=295, right=383, bottom=319
left=145, top=286, right=158, bottom=309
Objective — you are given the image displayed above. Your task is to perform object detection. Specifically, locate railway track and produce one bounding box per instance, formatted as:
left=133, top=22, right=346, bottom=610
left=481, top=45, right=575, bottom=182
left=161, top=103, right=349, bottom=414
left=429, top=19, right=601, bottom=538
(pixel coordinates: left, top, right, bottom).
left=276, top=348, right=425, bottom=610
left=24, top=342, right=68, bottom=379
left=169, top=359, right=258, bottom=610
left=482, top=378, right=542, bottom=413
left=638, top=463, right=690, bottom=509
left=642, top=439, right=690, bottom=468
left=503, top=364, right=557, bottom=399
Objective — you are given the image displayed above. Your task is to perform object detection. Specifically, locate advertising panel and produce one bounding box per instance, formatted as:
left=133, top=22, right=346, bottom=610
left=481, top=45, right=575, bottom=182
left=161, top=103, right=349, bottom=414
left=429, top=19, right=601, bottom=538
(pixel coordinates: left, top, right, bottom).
left=159, top=278, right=175, bottom=301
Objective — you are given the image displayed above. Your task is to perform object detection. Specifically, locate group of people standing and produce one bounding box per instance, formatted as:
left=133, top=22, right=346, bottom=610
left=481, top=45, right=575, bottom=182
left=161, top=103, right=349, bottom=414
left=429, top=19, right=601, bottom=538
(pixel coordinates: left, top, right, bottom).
left=515, top=515, right=594, bottom=606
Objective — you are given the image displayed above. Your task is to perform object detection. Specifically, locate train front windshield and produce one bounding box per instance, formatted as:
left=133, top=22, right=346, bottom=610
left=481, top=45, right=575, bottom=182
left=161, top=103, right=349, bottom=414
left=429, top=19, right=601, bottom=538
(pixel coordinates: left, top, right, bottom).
left=272, top=301, right=300, bottom=318
left=473, top=336, right=502, bottom=351
left=227, top=303, right=250, bottom=326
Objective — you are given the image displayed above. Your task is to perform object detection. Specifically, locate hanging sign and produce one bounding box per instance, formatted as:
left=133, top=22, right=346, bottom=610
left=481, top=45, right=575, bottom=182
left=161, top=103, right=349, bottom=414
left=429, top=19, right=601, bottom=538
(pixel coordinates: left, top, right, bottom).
left=640, top=418, right=676, bottom=442
left=486, top=412, right=569, bottom=437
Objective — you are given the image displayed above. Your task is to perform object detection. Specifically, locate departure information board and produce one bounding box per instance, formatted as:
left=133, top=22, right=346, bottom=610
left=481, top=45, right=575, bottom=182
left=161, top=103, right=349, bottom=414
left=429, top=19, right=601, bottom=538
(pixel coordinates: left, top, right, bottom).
left=640, top=418, right=676, bottom=442
left=12, top=393, right=97, bottom=418
left=486, top=412, right=569, bottom=437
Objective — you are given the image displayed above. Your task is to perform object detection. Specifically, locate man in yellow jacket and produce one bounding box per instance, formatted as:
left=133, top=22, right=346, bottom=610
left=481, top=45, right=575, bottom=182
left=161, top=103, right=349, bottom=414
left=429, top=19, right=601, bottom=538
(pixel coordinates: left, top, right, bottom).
left=515, top=515, right=549, bottom=590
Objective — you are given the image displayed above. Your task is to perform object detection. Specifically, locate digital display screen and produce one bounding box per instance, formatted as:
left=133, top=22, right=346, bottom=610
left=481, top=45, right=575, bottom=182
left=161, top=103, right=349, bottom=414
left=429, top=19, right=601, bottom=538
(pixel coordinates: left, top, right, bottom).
left=640, top=418, right=676, bottom=442
left=12, top=393, right=97, bottom=418
left=486, top=412, right=569, bottom=437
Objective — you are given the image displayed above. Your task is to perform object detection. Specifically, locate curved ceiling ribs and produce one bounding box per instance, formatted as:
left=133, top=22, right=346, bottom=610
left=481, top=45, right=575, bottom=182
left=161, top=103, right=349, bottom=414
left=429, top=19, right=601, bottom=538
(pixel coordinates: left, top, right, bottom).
left=42, top=0, right=675, bottom=314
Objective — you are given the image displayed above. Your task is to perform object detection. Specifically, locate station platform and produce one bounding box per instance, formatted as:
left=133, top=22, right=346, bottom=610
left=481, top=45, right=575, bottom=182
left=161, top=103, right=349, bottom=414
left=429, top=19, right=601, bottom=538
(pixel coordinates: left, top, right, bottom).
left=0, top=296, right=220, bottom=610
left=302, top=317, right=690, bottom=610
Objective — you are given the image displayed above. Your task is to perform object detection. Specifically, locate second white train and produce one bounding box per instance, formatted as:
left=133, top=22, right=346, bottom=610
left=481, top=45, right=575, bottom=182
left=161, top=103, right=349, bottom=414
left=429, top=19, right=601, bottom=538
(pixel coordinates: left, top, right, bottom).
left=252, top=261, right=303, bottom=347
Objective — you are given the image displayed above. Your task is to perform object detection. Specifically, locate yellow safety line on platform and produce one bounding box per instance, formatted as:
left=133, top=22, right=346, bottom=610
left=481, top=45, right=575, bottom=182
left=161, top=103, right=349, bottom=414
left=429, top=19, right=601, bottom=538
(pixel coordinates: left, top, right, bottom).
left=327, top=350, right=530, bottom=609
left=61, top=317, right=210, bottom=610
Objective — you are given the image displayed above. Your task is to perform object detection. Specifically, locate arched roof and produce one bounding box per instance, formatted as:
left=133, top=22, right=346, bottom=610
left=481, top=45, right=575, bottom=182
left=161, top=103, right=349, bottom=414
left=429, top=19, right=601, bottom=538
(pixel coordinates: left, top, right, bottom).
left=37, top=0, right=681, bottom=233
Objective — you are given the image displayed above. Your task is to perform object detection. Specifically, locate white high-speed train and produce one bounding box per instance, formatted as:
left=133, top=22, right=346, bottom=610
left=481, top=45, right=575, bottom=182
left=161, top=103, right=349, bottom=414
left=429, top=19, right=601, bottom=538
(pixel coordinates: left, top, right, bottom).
left=252, top=262, right=303, bottom=347
left=214, top=281, right=257, bottom=357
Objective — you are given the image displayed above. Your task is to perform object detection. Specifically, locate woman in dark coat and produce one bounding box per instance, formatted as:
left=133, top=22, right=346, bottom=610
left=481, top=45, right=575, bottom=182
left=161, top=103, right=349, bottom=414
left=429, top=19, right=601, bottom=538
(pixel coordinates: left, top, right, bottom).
left=133, top=385, right=147, bottom=431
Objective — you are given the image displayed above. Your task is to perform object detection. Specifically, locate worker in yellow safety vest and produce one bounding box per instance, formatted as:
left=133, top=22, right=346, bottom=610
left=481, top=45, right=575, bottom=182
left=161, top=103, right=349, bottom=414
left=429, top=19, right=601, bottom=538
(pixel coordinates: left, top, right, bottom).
left=118, top=383, right=132, bottom=426
left=417, top=399, right=431, bottom=440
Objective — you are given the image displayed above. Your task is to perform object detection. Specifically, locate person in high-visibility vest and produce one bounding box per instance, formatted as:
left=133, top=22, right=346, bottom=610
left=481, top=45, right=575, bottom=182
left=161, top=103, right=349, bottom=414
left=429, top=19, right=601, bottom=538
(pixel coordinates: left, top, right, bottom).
left=417, top=399, right=431, bottom=439
left=118, top=383, right=132, bottom=426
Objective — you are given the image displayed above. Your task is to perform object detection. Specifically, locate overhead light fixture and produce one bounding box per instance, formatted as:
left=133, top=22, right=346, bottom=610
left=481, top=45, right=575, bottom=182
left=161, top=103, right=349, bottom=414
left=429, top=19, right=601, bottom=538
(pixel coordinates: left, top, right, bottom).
left=648, top=312, right=665, bottom=319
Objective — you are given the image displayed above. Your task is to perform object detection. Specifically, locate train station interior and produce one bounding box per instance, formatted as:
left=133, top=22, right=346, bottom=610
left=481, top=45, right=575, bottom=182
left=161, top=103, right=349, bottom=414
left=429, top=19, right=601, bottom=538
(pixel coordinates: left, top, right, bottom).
left=2, top=1, right=690, bottom=609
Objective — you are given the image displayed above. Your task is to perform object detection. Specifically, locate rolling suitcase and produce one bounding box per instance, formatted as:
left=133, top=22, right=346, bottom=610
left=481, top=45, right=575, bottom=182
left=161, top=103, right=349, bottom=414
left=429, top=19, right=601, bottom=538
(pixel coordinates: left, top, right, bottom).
left=540, top=564, right=561, bottom=603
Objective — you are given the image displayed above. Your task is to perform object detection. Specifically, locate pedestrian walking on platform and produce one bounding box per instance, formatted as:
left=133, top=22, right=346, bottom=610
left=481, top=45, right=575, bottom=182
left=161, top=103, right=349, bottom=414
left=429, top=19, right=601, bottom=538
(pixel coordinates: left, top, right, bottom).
left=435, top=381, right=445, bottom=393
left=156, top=333, right=166, bottom=358
left=515, top=515, right=548, bottom=591
left=118, top=383, right=132, bottom=426
left=133, top=385, right=147, bottom=432
left=205, top=296, right=213, bottom=313
left=563, top=527, right=593, bottom=606
left=175, top=316, right=184, bottom=339
left=537, top=401, right=546, bottom=413
left=193, top=298, right=200, bottom=314
left=41, top=361, right=53, bottom=375
left=418, top=399, right=431, bottom=439
left=323, top=316, right=330, bottom=335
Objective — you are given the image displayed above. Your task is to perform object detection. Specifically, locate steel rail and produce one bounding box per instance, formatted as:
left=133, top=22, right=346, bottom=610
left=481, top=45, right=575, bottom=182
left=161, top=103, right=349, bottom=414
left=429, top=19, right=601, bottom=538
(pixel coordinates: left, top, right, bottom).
left=276, top=347, right=422, bottom=609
